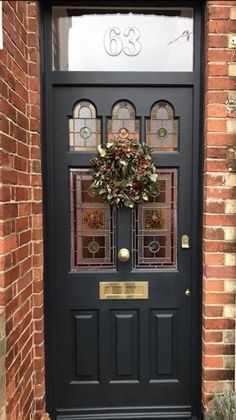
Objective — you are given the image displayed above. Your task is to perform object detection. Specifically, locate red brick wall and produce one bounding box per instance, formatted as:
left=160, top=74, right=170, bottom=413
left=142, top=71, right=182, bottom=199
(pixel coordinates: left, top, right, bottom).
left=0, top=0, right=235, bottom=418
left=203, top=0, right=236, bottom=405
left=0, top=1, right=44, bottom=418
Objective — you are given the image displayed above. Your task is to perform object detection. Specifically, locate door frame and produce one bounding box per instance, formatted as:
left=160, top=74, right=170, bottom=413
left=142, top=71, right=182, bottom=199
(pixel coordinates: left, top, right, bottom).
left=40, top=1, right=204, bottom=418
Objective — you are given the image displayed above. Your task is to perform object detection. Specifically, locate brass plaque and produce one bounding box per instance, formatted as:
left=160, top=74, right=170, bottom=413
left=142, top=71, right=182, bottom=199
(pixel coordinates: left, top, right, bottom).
left=99, top=281, right=149, bottom=300
left=181, top=234, right=190, bottom=249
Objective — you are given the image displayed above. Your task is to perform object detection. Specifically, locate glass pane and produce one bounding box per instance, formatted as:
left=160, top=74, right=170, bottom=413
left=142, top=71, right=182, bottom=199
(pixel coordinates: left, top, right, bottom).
left=52, top=8, right=194, bottom=72
left=133, top=169, right=177, bottom=269
left=146, top=101, right=178, bottom=152
left=108, top=101, right=140, bottom=141
left=69, top=101, right=101, bottom=152
left=70, top=169, right=116, bottom=269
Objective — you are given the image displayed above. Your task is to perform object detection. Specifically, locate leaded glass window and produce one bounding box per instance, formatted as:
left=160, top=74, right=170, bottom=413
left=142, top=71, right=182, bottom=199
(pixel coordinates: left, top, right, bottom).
left=133, top=169, right=177, bottom=269
left=108, top=101, right=140, bottom=142
left=146, top=101, right=178, bottom=152
left=69, top=101, right=101, bottom=151
left=70, top=169, right=116, bottom=269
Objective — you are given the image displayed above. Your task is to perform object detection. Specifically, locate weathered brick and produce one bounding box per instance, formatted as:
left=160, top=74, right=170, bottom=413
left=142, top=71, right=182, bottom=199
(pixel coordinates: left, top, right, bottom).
left=203, top=1, right=236, bottom=407
left=0, top=1, right=44, bottom=418
left=223, top=355, right=235, bottom=369
left=223, top=330, right=235, bottom=344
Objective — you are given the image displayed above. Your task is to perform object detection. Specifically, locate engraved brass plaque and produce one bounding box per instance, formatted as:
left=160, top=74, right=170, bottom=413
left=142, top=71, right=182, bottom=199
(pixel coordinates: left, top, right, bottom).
left=99, top=281, right=149, bottom=300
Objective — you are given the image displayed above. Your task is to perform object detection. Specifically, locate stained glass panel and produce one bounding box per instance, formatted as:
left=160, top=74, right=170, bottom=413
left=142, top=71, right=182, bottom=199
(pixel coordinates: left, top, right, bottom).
left=133, top=169, right=177, bottom=269
left=108, top=101, right=140, bottom=142
left=69, top=101, right=101, bottom=151
left=146, top=101, right=178, bottom=152
left=70, top=169, right=116, bottom=269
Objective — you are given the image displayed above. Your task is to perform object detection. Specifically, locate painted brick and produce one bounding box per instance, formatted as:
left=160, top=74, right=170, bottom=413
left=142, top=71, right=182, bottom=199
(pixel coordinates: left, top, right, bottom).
left=230, top=7, right=236, bottom=19
left=224, top=253, right=236, bottom=266
left=225, top=199, right=236, bottom=213
left=225, top=174, right=236, bottom=186
left=227, top=119, right=236, bottom=133
left=223, top=330, right=235, bottom=344
left=223, top=355, right=235, bottom=369
left=228, top=62, right=236, bottom=76
left=224, top=280, right=236, bottom=293
left=228, top=34, right=236, bottom=47
left=228, top=90, right=236, bottom=102
left=223, top=305, right=236, bottom=318
left=224, top=226, right=236, bottom=240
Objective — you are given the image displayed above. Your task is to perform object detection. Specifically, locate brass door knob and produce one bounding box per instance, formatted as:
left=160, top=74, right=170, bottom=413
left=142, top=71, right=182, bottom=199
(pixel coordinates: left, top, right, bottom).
left=185, top=289, right=191, bottom=297
left=118, top=248, right=130, bottom=262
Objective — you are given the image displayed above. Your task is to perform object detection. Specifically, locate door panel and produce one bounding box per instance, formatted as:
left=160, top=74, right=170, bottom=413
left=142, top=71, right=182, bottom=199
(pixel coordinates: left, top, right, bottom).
left=110, top=310, right=138, bottom=380
left=150, top=310, right=176, bottom=377
left=51, top=86, right=194, bottom=418
left=74, top=311, right=99, bottom=381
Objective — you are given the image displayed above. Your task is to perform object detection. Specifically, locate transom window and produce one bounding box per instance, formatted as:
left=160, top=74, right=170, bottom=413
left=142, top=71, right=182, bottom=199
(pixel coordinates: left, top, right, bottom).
left=52, top=8, right=194, bottom=72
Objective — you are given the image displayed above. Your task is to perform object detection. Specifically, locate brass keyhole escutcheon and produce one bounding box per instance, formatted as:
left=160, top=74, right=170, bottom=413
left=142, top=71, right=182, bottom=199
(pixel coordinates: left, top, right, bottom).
left=118, top=248, right=130, bottom=262
left=185, top=289, right=191, bottom=297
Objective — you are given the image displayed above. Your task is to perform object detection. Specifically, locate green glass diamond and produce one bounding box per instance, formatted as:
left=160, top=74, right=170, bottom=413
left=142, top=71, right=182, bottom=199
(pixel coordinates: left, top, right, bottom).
left=149, top=241, right=160, bottom=253
left=80, top=126, right=92, bottom=139
left=157, top=127, right=167, bottom=139
left=88, top=241, right=100, bottom=254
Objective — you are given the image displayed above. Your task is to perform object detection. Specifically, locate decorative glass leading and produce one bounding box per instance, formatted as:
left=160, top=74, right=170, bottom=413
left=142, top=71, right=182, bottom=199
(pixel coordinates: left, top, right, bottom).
left=70, top=169, right=116, bottom=269
left=69, top=101, right=101, bottom=151
left=133, top=169, right=177, bottom=269
left=146, top=101, right=178, bottom=152
left=108, top=101, right=140, bottom=142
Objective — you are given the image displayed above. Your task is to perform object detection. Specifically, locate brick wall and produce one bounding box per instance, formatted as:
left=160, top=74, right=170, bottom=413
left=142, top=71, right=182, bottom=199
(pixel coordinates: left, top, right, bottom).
left=203, top=0, right=236, bottom=405
left=0, top=0, right=235, bottom=418
left=0, top=1, right=44, bottom=419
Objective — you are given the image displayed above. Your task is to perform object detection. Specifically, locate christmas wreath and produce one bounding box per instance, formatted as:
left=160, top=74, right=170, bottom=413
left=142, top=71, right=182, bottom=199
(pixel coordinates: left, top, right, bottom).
left=89, top=138, right=159, bottom=208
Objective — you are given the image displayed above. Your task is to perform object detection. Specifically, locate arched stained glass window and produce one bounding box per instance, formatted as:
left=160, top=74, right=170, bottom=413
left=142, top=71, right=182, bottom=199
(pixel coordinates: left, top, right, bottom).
left=108, top=101, right=140, bottom=142
left=146, top=101, right=178, bottom=152
left=69, top=101, right=101, bottom=151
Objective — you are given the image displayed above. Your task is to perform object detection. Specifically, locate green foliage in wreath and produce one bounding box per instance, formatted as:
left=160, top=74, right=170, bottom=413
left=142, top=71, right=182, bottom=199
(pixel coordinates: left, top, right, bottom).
left=90, top=138, right=159, bottom=208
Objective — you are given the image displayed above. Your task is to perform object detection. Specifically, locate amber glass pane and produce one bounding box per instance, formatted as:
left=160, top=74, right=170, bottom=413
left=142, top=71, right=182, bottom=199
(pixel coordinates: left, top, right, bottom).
left=133, top=169, right=177, bottom=269
left=146, top=101, right=178, bottom=152
left=69, top=101, right=101, bottom=151
left=108, top=101, right=140, bottom=142
left=70, top=169, right=116, bottom=269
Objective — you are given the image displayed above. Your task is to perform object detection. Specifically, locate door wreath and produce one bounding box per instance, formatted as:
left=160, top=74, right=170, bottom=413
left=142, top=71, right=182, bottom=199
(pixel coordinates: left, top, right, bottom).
left=90, top=138, right=159, bottom=208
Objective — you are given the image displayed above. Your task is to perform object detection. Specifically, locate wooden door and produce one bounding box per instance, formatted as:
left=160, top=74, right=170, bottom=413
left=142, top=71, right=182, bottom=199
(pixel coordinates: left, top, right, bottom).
left=42, top=3, right=202, bottom=420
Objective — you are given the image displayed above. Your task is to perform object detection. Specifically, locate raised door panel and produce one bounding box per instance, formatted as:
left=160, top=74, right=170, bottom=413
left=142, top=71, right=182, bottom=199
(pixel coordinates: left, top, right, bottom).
left=150, top=310, right=178, bottom=380
left=74, top=311, right=99, bottom=382
left=110, top=310, right=139, bottom=382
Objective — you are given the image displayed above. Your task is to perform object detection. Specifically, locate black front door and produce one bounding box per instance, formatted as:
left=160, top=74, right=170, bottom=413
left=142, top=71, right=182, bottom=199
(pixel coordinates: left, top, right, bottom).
left=43, top=4, right=202, bottom=420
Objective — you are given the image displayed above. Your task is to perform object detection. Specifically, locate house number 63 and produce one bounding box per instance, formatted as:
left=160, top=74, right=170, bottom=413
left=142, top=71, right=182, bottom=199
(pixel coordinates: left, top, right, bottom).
left=104, top=27, right=142, bottom=56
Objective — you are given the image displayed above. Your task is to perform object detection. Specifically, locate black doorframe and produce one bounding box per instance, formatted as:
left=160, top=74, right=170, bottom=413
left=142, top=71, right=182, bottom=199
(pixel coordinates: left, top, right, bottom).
left=40, top=1, right=204, bottom=418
